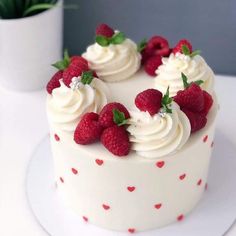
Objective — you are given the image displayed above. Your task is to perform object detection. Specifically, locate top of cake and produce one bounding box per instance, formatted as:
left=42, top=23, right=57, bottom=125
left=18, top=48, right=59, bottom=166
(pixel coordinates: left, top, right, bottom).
left=46, top=23, right=216, bottom=159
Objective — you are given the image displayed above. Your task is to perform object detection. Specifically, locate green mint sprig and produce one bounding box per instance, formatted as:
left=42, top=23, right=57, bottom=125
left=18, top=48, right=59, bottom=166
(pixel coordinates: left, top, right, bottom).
left=95, top=32, right=126, bottom=47
left=137, top=39, right=147, bottom=52
left=181, top=44, right=201, bottom=58
left=161, top=87, right=173, bottom=114
left=81, top=71, right=94, bottom=85
left=52, top=49, right=70, bottom=70
left=113, top=109, right=127, bottom=126
left=181, top=72, right=203, bottom=89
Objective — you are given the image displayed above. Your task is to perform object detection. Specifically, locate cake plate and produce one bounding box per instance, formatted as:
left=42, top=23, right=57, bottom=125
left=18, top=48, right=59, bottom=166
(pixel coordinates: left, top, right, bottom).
left=26, top=130, right=236, bottom=236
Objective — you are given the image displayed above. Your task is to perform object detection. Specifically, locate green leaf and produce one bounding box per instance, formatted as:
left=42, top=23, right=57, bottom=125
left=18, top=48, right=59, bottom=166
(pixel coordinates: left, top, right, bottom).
left=81, top=71, right=94, bottom=85
left=137, top=39, right=147, bottom=52
left=63, top=49, right=70, bottom=67
left=95, top=35, right=110, bottom=47
left=23, top=3, right=55, bottom=17
left=190, top=50, right=201, bottom=58
left=161, top=86, right=173, bottom=114
left=182, top=44, right=191, bottom=55
left=52, top=60, right=67, bottom=70
left=113, top=109, right=127, bottom=126
left=181, top=72, right=189, bottom=88
left=110, top=32, right=126, bottom=45
left=194, top=80, right=204, bottom=86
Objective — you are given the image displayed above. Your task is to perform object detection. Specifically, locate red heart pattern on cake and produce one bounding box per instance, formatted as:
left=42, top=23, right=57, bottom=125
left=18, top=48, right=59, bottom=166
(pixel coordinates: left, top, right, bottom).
left=128, top=228, right=136, bottom=233
left=59, top=177, right=64, bottom=183
left=177, top=214, right=184, bottom=221
left=54, top=134, right=60, bottom=141
left=197, top=179, right=202, bottom=186
left=71, top=168, right=78, bottom=175
left=95, top=159, right=104, bottom=166
left=127, top=186, right=136, bottom=192
left=179, top=174, right=186, bottom=180
left=82, top=216, right=88, bottom=222
left=102, top=204, right=110, bottom=210
left=203, top=135, right=208, bottom=142
left=154, top=203, right=162, bottom=209
left=156, top=161, right=165, bottom=168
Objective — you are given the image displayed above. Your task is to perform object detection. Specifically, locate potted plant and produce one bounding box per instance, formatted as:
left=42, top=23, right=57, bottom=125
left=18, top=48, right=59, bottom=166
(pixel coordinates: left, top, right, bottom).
left=0, top=0, right=63, bottom=91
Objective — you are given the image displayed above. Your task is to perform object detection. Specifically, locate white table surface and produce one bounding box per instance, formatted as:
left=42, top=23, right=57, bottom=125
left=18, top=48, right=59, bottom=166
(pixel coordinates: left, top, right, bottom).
left=0, top=75, right=236, bottom=236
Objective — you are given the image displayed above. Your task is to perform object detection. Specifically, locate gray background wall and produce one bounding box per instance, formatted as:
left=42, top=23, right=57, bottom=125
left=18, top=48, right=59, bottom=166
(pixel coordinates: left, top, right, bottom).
left=64, top=0, right=236, bottom=75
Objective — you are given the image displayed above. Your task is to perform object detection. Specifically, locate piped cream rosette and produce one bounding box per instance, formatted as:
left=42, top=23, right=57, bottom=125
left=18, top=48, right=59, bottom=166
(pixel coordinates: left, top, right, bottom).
left=127, top=102, right=191, bottom=158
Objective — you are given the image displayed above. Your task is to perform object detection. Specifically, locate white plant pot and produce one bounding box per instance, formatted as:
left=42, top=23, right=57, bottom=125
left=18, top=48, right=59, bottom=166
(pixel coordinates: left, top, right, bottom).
left=0, top=0, right=63, bottom=91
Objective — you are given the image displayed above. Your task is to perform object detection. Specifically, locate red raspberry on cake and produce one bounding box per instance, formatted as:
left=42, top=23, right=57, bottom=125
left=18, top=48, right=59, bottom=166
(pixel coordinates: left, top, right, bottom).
left=201, top=90, right=213, bottom=115
left=99, top=102, right=130, bottom=128
left=70, top=56, right=88, bottom=67
left=146, top=36, right=170, bottom=57
left=135, top=89, right=163, bottom=115
left=63, top=64, right=84, bottom=87
left=173, top=39, right=193, bottom=54
left=182, top=108, right=207, bottom=133
left=144, top=55, right=162, bottom=76
left=74, top=112, right=103, bottom=145
left=101, top=126, right=130, bottom=156
left=46, top=70, right=63, bottom=94
left=174, top=73, right=205, bottom=113
left=96, top=23, right=115, bottom=38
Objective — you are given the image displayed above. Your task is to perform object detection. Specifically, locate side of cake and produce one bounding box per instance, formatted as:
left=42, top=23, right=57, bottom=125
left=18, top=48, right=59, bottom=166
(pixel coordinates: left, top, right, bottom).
left=46, top=24, right=218, bottom=233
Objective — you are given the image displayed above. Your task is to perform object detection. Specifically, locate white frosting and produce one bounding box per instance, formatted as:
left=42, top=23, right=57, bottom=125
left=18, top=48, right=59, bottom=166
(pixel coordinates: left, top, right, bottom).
left=47, top=78, right=109, bottom=132
left=82, top=36, right=141, bottom=82
left=127, top=102, right=191, bottom=158
left=155, top=53, right=214, bottom=97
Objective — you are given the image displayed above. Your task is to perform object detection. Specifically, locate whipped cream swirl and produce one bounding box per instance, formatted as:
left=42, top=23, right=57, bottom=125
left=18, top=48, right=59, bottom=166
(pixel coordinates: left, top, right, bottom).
left=47, top=78, right=109, bottom=132
left=155, top=53, right=214, bottom=97
left=82, top=36, right=141, bottom=82
left=127, top=103, right=191, bottom=158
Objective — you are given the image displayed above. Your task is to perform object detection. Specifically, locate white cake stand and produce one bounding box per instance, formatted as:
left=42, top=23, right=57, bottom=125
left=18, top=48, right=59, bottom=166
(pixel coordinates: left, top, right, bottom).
left=26, top=130, right=236, bottom=236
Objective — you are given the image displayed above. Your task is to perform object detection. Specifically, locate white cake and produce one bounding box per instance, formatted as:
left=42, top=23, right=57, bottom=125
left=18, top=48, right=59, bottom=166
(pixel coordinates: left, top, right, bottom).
left=46, top=24, right=218, bottom=233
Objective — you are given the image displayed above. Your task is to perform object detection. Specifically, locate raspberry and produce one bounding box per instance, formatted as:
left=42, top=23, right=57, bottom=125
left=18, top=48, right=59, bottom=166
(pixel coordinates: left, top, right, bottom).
left=144, top=55, right=162, bottom=76
left=63, top=64, right=84, bottom=87
left=96, top=24, right=114, bottom=38
left=135, top=89, right=163, bottom=115
left=101, top=126, right=130, bottom=156
left=46, top=70, right=63, bottom=94
left=146, top=36, right=170, bottom=57
left=70, top=56, right=88, bottom=67
left=182, top=108, right=207, bottom=133
left=174, top=83, right=204, bottom=113
left=99, top=102, right=130, bottom=128
left=173, top=39, right=193, bottom=54
left=141, top=47, right=153, bottom=65
left=74, top=112, right=103, bottom=145
left=202, top=91, right=213, bottom=116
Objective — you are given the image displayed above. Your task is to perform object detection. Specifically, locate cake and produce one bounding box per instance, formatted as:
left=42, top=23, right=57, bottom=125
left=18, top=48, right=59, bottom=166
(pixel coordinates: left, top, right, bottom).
left=46, top=24, right=218, bottom=233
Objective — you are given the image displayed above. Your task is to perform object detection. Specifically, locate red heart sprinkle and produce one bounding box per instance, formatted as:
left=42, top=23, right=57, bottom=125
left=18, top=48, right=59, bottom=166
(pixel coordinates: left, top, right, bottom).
left=60, top=177, right=64, bottom=183
left=102, top=204, right=110, bottom=210
left=95, top=159, right=104, bottom=166
left=128, top=228, right=135, bottom=233
left=203, top=135, right=208, bottom=143
left=127, top=186, right=136, bottom=192
left=156, top=161, right=165, bottom=168
left=82, top=216, right=88, bottom=222
left=54, top=134, right=60, bottom=141
left=71, top=168, right=78, bottom=175
left=177, top=214, right=184, bottom=221
left=179, top=174, right=186, bottom=180
left=197, top=179, right=202, bottom=186
left=154, top=203, right=162, bottom=209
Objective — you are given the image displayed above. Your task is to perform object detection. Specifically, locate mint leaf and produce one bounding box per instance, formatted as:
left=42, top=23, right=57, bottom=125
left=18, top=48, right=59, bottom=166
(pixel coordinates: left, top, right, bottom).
left=182, top=44, right=191, bottom=55
left=137, top=39, right=147, bottom=52
left=194, top=80, right=204, bottom=86
left=161, top=86, right=173, bottom=114
left=181, top=72, right=189, bottom=88
left=111, top=32, right=126, bottom=45
left=113, top=109, right=127, bottom=126
left=190, top=50, right=201, bottom=58
left=52, top=60, right=67, bottom=70
left=95, top=35, right=110, bottom=47
left=81, top=71, right=94, bottom=84
left=64, top=49, right=70, bottom=67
